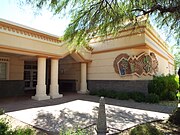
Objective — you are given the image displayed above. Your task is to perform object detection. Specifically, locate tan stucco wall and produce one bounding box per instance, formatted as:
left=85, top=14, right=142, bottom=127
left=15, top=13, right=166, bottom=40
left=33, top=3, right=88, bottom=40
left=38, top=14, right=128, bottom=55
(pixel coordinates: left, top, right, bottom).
left=59, top=55, right=80, bottom=90
left=0, top=53, right=24, bottom=80
left=145, top=28, right=174, bottom=75
left=155, top=53, right=169, bottom=75
left=88, top=49, right=153, bottom=80
left=90, top=29, right=145, bottom=53
left=0, top=32, right=68, bottom=58
left=154, top=53, right=174, bottom=75
left=87, top=25, right=174, bottom=81
left=9, top=57, right=24, bottom=80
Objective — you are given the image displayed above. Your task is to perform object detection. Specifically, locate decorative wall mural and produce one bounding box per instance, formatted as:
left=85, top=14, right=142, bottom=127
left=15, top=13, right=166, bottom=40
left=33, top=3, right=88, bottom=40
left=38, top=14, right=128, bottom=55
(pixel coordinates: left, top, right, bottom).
left=113, top=52, right=158, bottom=77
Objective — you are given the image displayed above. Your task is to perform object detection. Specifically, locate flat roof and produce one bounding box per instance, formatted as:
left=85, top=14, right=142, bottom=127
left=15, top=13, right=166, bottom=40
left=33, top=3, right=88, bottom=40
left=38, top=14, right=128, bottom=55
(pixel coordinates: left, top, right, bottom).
left=0, top=18, right=59, bottom=38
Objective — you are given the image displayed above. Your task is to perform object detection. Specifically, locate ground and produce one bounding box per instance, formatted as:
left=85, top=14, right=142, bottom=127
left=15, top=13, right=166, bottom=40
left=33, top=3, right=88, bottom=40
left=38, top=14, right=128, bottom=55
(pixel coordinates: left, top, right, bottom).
left=120, top=121, right=180, bottom=135
left=0, top=93, right=179, bottom=135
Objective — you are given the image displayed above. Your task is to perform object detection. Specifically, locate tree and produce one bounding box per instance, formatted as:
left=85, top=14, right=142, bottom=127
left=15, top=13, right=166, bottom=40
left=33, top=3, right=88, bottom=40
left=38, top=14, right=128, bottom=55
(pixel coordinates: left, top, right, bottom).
left=20, top=0, right=180, bottom=50
left=170, top=45, right=180, bottom=72
left=174, top=50, right=180, bottom=73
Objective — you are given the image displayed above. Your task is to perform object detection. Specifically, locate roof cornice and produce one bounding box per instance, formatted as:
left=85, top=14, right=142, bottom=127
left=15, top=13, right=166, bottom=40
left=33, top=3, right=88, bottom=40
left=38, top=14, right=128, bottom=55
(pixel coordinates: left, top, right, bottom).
left=0, top=18, right=61, bottom=44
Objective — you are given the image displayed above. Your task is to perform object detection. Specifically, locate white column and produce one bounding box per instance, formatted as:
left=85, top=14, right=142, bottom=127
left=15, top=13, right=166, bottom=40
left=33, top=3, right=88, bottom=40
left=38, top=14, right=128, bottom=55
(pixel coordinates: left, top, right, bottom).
left=32, top=57, right=50, bottom=100
left=78, top=63, right=89, bottom=94
left=49, top=58, right=63, bottom=99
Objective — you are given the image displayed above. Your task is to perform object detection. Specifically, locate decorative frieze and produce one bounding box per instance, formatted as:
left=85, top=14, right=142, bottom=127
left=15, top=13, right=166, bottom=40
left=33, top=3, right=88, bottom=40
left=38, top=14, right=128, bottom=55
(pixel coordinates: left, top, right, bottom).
left=0, top=57, right=9, bottom=62
left=113, top=52, right=158, bottom=77
left=0, top=21, right=61, bottom=44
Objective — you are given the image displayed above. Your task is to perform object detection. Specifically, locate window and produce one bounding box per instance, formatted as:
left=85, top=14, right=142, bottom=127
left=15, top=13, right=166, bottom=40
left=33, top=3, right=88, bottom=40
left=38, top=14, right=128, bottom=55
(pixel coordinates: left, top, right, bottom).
left=0, top=58, right=9, bottom=80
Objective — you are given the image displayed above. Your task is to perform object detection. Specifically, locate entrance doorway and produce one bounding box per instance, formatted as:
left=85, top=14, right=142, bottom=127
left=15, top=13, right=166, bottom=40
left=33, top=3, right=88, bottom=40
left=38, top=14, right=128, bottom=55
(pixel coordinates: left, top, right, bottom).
left=24, top=61, right=37, bottom=91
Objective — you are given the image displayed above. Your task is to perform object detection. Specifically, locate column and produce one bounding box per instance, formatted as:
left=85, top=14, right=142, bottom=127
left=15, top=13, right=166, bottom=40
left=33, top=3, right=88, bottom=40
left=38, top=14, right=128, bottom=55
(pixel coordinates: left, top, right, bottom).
left=78, top=63, right=89, bottom=94
left=49, top=58, right=63, bottom=99
left=32, top=57, right=50, bottom=100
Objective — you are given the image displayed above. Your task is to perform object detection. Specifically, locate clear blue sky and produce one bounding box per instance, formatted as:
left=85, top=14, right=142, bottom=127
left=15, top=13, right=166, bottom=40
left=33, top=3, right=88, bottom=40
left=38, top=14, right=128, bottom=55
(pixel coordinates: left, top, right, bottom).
left=0, top=0, right=175, bottom=48
left=0, top=0, right=70, bottom=36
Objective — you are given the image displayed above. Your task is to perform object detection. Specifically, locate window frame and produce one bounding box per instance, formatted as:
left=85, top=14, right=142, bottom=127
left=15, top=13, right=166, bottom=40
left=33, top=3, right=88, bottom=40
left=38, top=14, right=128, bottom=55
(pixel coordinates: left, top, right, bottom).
left=0, top=57, right=9, bottom=80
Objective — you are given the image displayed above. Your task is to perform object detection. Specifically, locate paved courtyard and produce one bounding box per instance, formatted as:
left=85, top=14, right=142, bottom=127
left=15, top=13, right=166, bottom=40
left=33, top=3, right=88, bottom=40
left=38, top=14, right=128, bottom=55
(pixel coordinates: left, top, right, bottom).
left=0, top=93, right=176, bottom=134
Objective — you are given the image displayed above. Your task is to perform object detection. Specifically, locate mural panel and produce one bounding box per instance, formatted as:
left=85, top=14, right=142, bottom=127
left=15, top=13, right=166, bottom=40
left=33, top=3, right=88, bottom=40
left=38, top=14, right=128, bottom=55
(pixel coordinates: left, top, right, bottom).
left=113, top=52, right=158, bottom=77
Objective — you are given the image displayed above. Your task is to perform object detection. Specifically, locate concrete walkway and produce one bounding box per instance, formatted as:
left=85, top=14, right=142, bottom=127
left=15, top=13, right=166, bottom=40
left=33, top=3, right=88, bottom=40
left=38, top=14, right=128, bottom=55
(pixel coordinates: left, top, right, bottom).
left=0, top=93, right=176, bottom=134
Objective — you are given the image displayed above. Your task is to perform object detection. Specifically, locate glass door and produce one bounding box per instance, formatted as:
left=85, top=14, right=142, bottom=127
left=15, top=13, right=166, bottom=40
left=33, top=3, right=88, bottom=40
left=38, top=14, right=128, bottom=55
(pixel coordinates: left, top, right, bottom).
left=24, top=62, right=37, bottom=90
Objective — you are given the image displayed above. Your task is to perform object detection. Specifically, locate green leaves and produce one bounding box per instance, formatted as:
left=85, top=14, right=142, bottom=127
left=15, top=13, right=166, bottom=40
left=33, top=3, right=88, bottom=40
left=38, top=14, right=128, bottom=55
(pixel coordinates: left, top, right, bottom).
left=22, top=0, right=180, bottom=50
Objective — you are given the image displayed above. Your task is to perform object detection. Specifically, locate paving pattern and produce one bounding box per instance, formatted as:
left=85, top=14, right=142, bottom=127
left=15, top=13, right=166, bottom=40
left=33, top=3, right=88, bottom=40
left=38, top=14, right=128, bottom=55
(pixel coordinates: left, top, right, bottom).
left=0, top=94, right=176, bottom=134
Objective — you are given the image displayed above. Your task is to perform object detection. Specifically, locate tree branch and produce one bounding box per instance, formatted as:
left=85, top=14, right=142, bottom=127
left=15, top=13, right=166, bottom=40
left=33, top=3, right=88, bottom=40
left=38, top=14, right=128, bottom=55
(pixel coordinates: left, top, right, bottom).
left=132, top=4, right=180, bottom=16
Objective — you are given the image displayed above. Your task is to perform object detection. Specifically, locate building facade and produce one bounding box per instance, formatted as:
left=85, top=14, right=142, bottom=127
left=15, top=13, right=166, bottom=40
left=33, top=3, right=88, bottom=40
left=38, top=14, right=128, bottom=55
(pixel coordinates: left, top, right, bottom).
left=0, top=19, right=174, bottom=100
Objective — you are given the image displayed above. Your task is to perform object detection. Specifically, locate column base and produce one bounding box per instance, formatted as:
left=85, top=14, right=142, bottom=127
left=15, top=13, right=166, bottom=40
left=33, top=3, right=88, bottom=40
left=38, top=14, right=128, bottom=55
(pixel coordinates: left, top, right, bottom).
left=32, top=95, right=50, bottom=101
left=50, top=94, right=63, bottom=99
left=77, top=90, right=89, bottom=94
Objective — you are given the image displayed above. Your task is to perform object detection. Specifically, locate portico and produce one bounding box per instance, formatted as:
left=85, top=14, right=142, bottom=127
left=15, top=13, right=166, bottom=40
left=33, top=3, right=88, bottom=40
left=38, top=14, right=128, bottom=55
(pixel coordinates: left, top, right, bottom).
left=0, top=19, right=91, bottom=100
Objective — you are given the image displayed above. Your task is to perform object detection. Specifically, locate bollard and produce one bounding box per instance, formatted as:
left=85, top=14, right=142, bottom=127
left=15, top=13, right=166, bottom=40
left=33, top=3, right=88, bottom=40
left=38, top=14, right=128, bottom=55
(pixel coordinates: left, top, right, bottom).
left=97, top=97, right=107, bottom=135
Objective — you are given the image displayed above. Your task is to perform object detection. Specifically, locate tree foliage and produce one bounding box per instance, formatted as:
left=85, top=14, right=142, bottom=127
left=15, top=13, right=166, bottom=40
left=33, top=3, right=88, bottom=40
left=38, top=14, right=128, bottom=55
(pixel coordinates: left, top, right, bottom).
left=174, top=50, right=180, bottom=71
left=170, top=45, right=180, bottom=71
left=20, top=0, right=180, bottom=50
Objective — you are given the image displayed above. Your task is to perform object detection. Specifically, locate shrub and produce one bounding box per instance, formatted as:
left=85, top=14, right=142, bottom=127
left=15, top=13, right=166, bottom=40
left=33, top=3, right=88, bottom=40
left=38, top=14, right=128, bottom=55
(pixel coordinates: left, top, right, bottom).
left=130, top=123, right=163, bottom=135
left=0, top=119, right=9, bottom=135
left=89, top=91, right=96, bottom=95
left=148, top=75, right=164, bottom=96
left=59, top=128, right=89, bottom=135
left=116, top=92, right=130, bottom=100
left=90, top=89, right=165, bottom=104
left=89, top=89, right=103, bottom=97
left=106, top=90, right=119, bottom=99
left=0, top=108, right=5, bottom=115
left=146, top=93, right=160, bottom=103
left=130, top=92, right=146, bottom=102
left=175, top=75, right=179, bottom=89
left=0, top=118, right=34, bottom=135
left=167, top=91, right=177, bottom=101
left=148, top=75, right=178, bottom=101
left=90, top=89, right=118, bottom=98
left=11, top=128, right=34, bottom=135
left=96, top=89, right=108, bottom=97
left=90, top=90, right=149, bottom=102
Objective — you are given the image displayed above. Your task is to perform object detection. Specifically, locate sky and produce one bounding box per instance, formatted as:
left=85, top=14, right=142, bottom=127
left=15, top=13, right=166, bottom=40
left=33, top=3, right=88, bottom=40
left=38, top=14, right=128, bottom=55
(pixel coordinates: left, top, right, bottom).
left=0, top=0, right=70, bottom=36
left=0, top=0, right=176, bottom=48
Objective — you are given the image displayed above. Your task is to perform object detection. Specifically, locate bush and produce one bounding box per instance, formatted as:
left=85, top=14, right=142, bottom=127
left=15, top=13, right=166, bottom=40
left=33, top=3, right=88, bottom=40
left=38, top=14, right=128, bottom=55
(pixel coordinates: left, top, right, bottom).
left=0, top=108, right=5, bottom=115
left=0, top=118, right=34, bottom=135
left=146, top=93, right=160, bottom=103
left=11, top=128, right=34, bottom=135
left=90, top=89, right=117, bottom=98
left=130, top=92, right=146, bottom=102
left=90, top=89, right=165, bottom=104
left=116, top=92, right=130, bottom=100
left=94, top=89, right=108, bottom=97
left=130, top=123, right=163, bottom=135
left=175, top=75, right=179, bottom=89
left=59, top=128, right=89, bottom=135
left=106, top=90, right=118, bottom=99
left=167, top=91, right=177, bottom=101
left=148, top=75, right=178, bottom=101
left=0, top=119, right=9, bottom=135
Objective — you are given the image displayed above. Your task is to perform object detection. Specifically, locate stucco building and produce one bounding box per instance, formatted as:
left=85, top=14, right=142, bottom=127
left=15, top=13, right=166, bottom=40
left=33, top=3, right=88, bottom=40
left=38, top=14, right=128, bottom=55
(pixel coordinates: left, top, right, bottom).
left=0, top=19, right=174, bottom=100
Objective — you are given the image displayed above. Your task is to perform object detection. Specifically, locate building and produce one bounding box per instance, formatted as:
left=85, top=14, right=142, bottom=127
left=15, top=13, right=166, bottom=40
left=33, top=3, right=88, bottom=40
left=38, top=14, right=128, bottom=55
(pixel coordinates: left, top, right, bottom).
left=0, top=19, right=174, bottom=100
